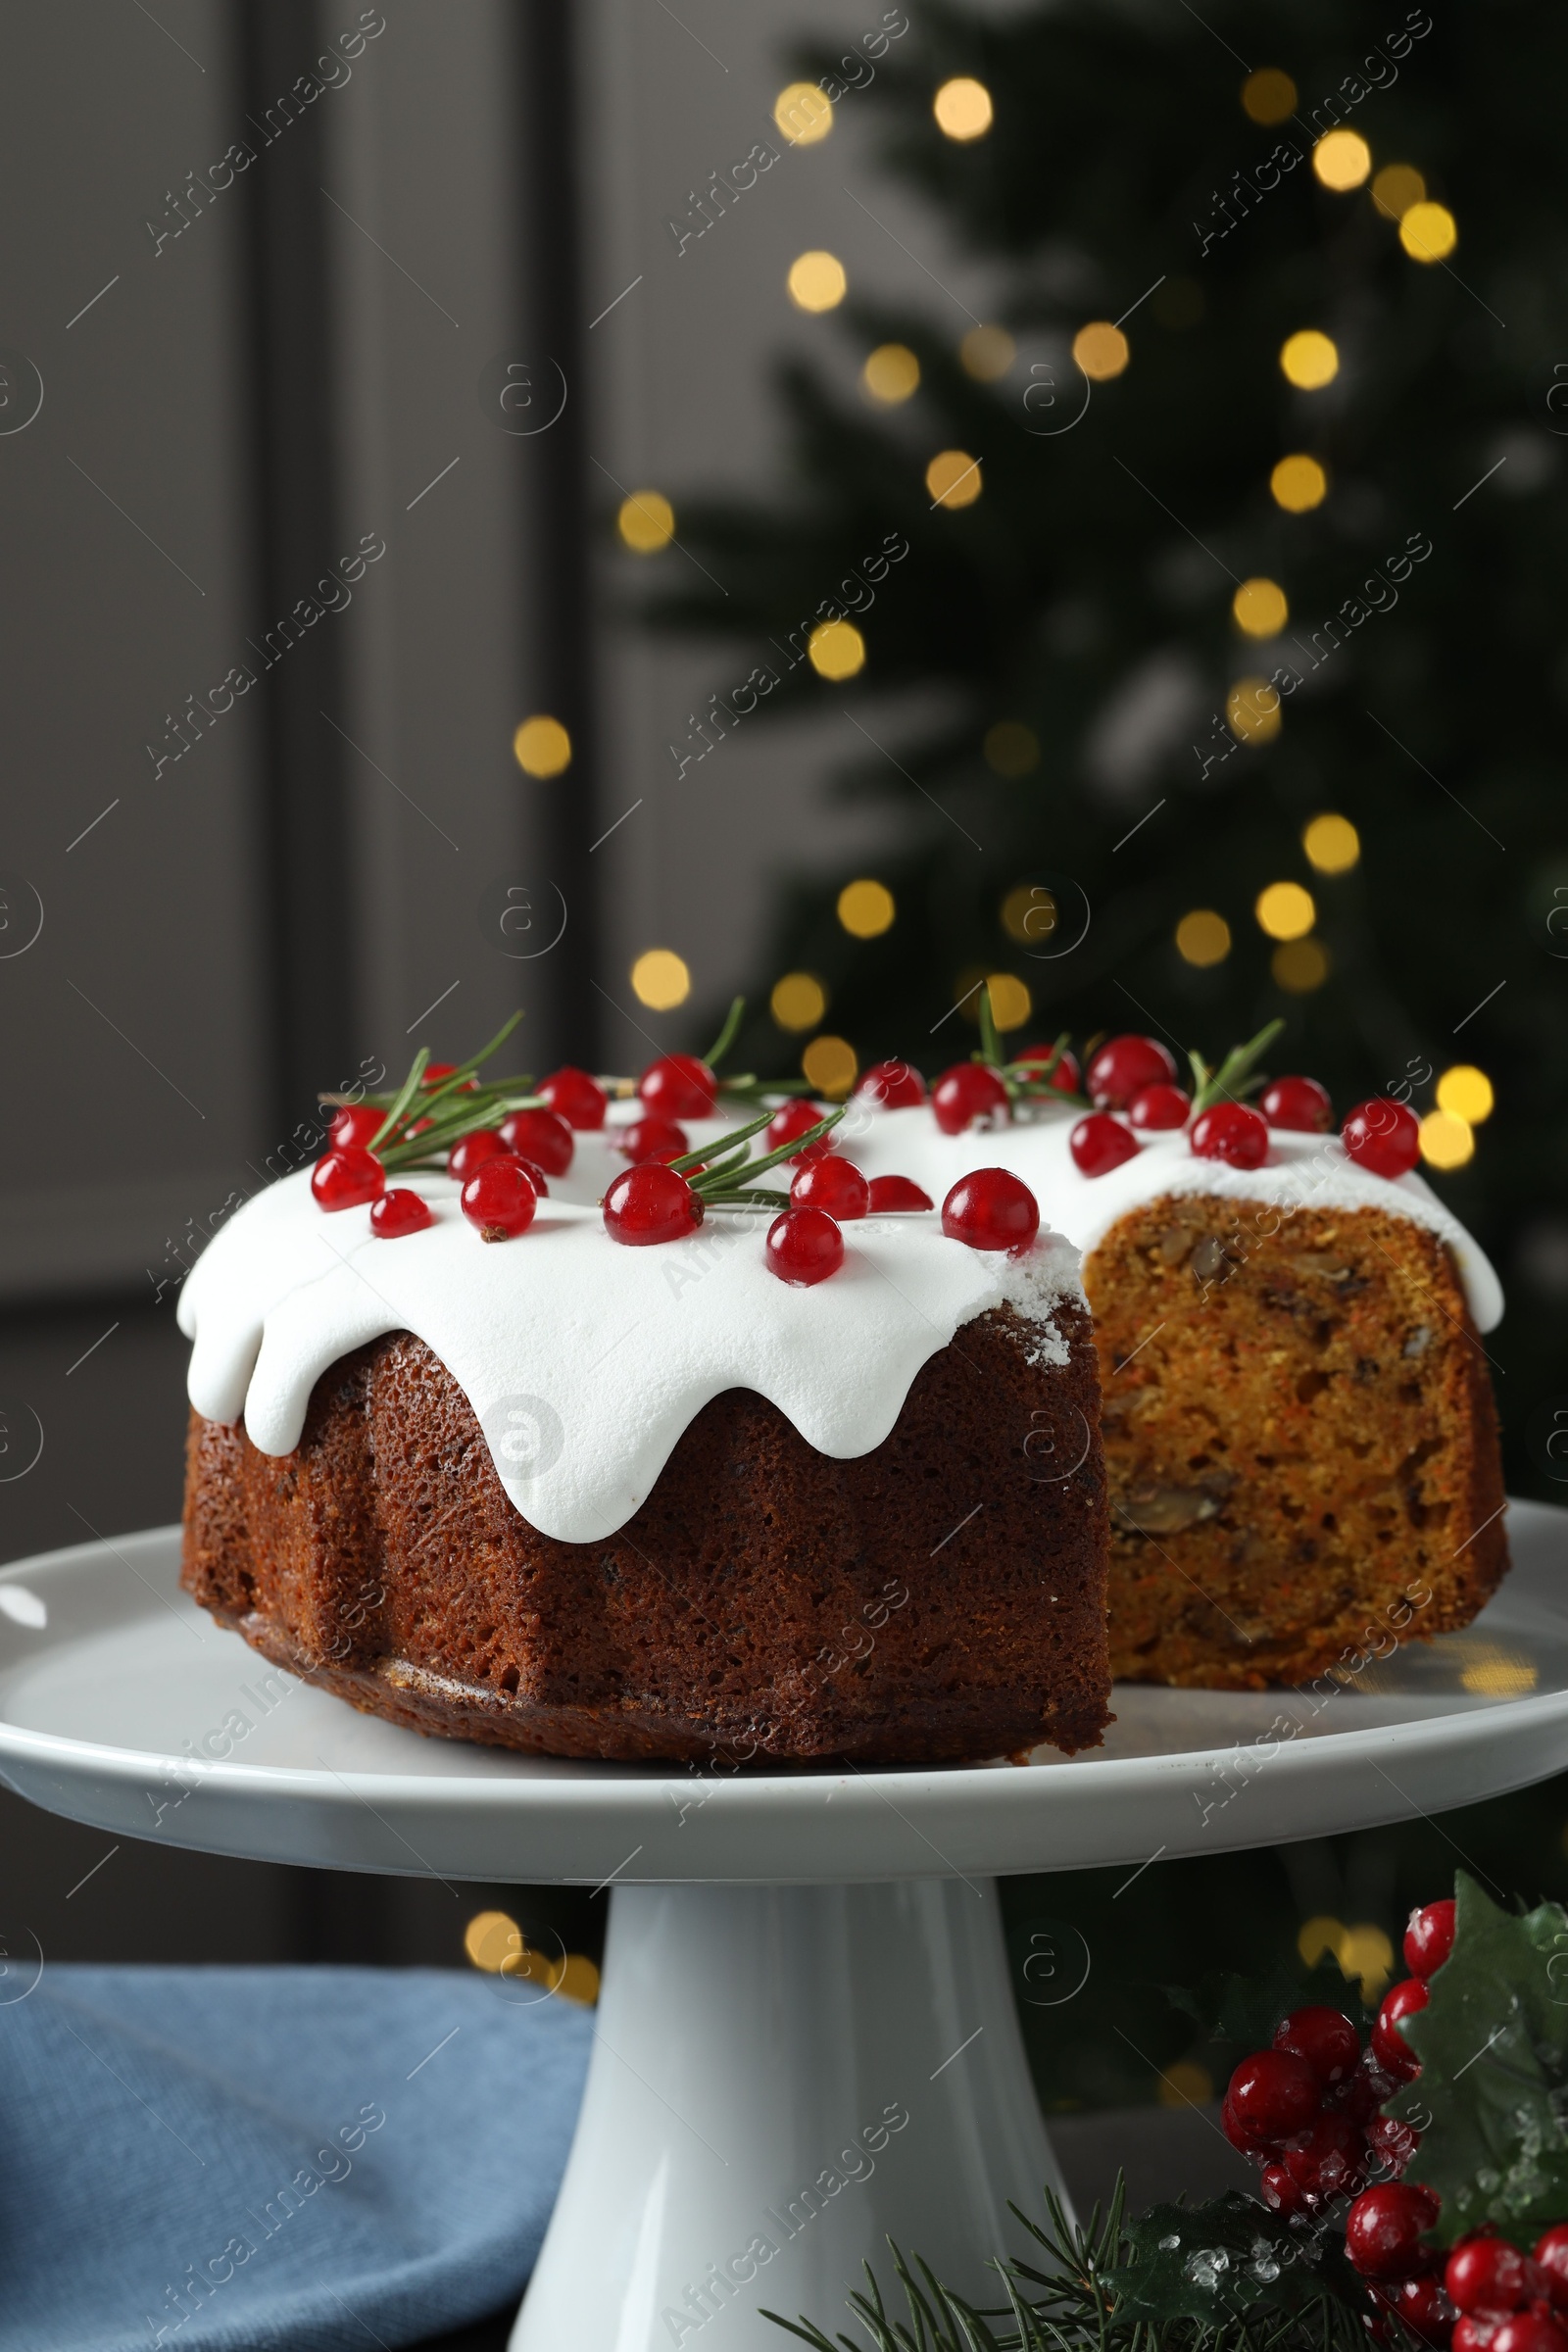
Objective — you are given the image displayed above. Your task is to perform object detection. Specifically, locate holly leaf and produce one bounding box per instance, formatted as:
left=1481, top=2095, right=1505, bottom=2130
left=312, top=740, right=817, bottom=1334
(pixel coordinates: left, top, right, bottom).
left=1162, top=1956, right=1373, bottom=2052
left=1394, top=1872, right=1568, bottom=2245
left=1118, top=2192, right=1365, bottom=2328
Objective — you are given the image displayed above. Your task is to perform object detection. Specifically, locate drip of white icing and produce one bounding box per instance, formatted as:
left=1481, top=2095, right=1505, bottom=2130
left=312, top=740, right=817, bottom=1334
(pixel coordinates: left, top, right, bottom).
left=835, top=1102, right=1504, bottom=1333
left=179, top=1170, right=1083, bottom=1544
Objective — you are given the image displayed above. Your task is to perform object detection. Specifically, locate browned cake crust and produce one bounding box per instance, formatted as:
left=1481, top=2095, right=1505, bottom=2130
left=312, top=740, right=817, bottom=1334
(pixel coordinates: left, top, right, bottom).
left=1087, top=1198, right=1507, bottom=1689
left=181, top=1301, right=1111, bottom=1765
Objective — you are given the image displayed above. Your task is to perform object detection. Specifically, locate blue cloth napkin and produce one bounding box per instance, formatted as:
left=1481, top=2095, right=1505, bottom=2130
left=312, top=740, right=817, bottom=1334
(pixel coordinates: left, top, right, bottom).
left=0, top=1965, right=591, bottom=2352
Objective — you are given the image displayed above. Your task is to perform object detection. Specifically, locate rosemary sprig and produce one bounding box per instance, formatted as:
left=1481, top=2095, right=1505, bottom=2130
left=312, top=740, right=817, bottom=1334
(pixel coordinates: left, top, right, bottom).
left=668, top=1102, right=846, bottom=1210
left=971, top=985, right=1090, bottom=1110
left=1188, top=1017, right=1286, bottom=1117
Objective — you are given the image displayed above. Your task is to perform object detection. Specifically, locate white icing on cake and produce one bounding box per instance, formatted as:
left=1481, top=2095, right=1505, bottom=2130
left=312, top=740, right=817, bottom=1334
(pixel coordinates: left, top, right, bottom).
left=178, top=1170, right=1084, bottom=1544
left=833, top=1102, right=1503, bottom=1333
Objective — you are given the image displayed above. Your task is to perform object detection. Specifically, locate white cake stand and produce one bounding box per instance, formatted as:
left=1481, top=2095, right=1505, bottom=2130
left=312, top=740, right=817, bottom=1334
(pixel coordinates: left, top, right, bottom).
left=1, top=1504, right=1566, bottom=2350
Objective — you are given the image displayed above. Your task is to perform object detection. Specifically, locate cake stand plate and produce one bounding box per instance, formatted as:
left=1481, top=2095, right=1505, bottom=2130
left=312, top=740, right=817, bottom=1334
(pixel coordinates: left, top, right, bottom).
left=0, top=1502, right=1564, bottom=2350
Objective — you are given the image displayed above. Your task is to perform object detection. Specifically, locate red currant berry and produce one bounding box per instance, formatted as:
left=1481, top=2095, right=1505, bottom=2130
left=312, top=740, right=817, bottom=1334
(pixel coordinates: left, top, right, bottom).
left=932, top=1062, right=1010, bottom=1135
left=1448, top=2241, right=1541, bottom=2318
left=1128, top=1083, right=1191, bottom=1131
left=867, top=1174, right=934, bottom=1212
left=1017, top=1044, right=1082, bottom=1095
left=1372, top=1979, right=1429, bottom=2081
left=1393, top=2276, right=1458, bottom=2348
left=942, top=1168, right=1040, bottom=1252
left=1342, top=1098, right=1421, bottom=1180
left=312, top=1146, right=386, bottom=1212
left=330, top=1103, right=385, bottom=1151
left=539, top=1066, right=608, bottom=1130
left=638, top=1053, right=715, bottom=1120
left=1492, top=2316, right=1568, bottom=2352
left=1534, top=2231, right=1568, bottom=2311
left=370, top=1188, right=432, bottom=1239
left=1190, top=1101, right=1269, bottom=1168
left=766, top=1205, right=844, bottom=1287
left=603, top=1163, right=703, bottom=1247
left=1086, top=1034, right=1177, bottom=1108
left=500, top=1105, right=574, bottom=1177
left=765, top=1100, right=833, bottom=1160
left=1455, top=2321, right=1500, bottom=2352
left=790, top=1154, right=869, bottom=1220
left=856, top=1059, right=927, bottom=1108
left=1259, top=2160, right=1309, bottom=2214
left=1347, top=2182, right=1442, bottom=2280
left=1284, top=2110, right=1366, bottom=2199
left=1225, top=2048, right=1321, bottom=2148
left=447, top=1129, right=510, bottom=1182
left=1274, top=2005, right=1362, bottom=2086
left=1069, top=1111, right=1139, bottom=1178
left=1261, top=1075, right=1334, bottom=1132
left=618, top=1115, right=690, bottom=1165
left=460, top=1158, right=537, bottom=1242
left=1404, top=1899, right=1457, bottom=1981
left=511, top=1158, right=551, bottom=1197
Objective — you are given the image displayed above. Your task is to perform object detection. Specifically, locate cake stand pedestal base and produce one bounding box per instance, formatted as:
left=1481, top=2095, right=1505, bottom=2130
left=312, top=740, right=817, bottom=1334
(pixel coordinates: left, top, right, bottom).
left=511, top=1877, right=1067, bottom=2351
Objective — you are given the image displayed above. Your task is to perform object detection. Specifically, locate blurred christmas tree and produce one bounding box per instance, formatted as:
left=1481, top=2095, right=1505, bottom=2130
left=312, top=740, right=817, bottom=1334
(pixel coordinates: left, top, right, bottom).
left=643, top=0, right=1568, bottom=1496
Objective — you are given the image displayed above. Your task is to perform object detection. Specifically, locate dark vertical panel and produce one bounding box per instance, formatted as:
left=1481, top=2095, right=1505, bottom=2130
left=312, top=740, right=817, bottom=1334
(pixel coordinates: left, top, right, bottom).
left=236, top=2, right=354, bottom=1135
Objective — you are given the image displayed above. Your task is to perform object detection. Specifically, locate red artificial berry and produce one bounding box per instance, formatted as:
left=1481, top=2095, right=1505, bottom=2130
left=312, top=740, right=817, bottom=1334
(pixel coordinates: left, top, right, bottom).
left=370, top=1188, right=432, bottom=1239
left=1492, top=2317, right=1568, bottom=2352
left=1274, top=2005, right=1362, bottom=2086
left=330, top=1103, right=384, bottom=1151
left=766, top=1205, right=844, bottom=1287
left=1128, top=1083, right=1192, bottom=1131
left=1341, top=2044, right=1398, bottom=2124
left=447, top=1129, right=510, bottom=1182
left=1221, top=2091, right=1264, bottom=2155
left=1346, top=2182, right=1442, bottom=2280
left=1261, top=1075, right=1334, bottom=1132
left=1087, top=1034, right=1178, bottom=1108
left=638, top=1053, right=715, bottom=1120
left=790, top=1154, right=870, bottom=1220
left=942, top=1168, right=1040, bottom=1253
left=932, top=1061, right=1010, bottom=1135
left=1455, top=2322, right=1499, bottom=2352
left=1534, top=2230, right=1568, bottom=2311
left=312, top=1145, right=386, bottom=1212
left=1017, top=1044, right=1082, bottom=1095
left=1284, top=2110, right=1367, bottom=2200
left=1372, top=1979, right=1429, bottom=2081
left=765, top=1100, right=833, bottom=1160
left=867, top=1174, right=934, bottom=1212
left=1393, top=2275, right=1458, bottom=2348
left=603, top=1163, right=702, bottom=1247
left=1343, top=1097, right=1421, bottom=1180
left=856, top=1059, right=927, bottom=1108
left=460, top=1159, right=536, bottom=1242
left=1225, top=2048, right=1321, bottom=2149
left=1366, top=2111, right=1422, bottom=2179
left=1448, top=2240, right=1542, bottom=2318
left=618, top=1115, right=689, bottom=1165
left=500, top=1106, right=574, bottom=1177
left=539, top=1066, right=608, bottom=1130
left=511, top=1158, right=551, bottom=1198
left=1069, top=1111, right=1139, bottom=1178
left=1259, top=2161, right=1309, bottom=2214
left=1190, top=1101, right=1269, bottom=1169
left=1405, top=1900, right=1457, bottom=1982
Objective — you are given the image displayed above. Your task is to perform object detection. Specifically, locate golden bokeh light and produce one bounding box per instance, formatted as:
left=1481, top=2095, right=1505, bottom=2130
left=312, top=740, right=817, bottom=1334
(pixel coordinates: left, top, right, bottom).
left=985, top=972, right=1032, bottom=1030
left=984, top=720, right=1039, bottom=776
left=1175, top=908, right=1231, bottom=967
left=1302, top=811, right=1360, bottom=873
left=808, top=618, right=866, bottom=679
left=616, top=490, right=675, bottom=553
left=787, top=249, right=847, bottom=312
left=1437, top=1064, right=1494, bottom=1125
left=1271, top=452, right=1329, bottom=513
left=837, top=878, right=896, bottom=939
left=1255, top=880, right=1316, bottom=940
left=1242, top=68, right=1297, bottom=124
left=960, top=324, right=1015, bottom=381
left=465, top=1910, right=522, bottom=1972
left=1073, top=320, right=1130, bottom=380
left=1400, top=201, right=1457, bottom=263
left=863, top=342, right=920, bottom=403
left=1272, top=937, right=1330, bottom=993
left=802, top=1033, right=858, bottom=1097
left=1298, top=1917, right=1395, bottom=2002
left=926, top=448, right=983, bottom=508
left=1158, top=2060, right=1214, bottom=2110
left=630, top=948, right=691, bottom=1010
left=1461, top=1648, right=1537, bottom=1697
left=1280, top=329, right=1340, bottom=390
left=1420, top=1108, right=1475, bottom=1169
left=514, top=715, right=571, bottom=776
left=1226, top=677, right=1283, bottom=745
left=1233, top=576, right=1289, bottom=638
left=1313, top=129, right=1372, bottom=190
left=1372, top=163, right=1426, bottom=221
left=933, top=76, right=993, bottom=140
left=774, top=81, right=834, bottom=144
left=1002, top=883, right=1057, bottom=945
left=463, top=1912, right=599, bottom=2004
left=771, top=971, right=827, bottom=1031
